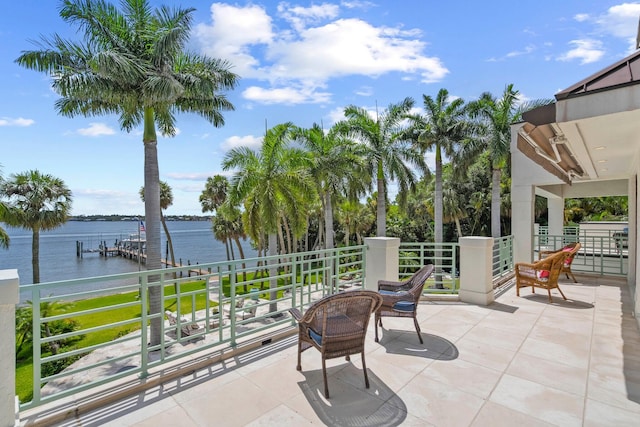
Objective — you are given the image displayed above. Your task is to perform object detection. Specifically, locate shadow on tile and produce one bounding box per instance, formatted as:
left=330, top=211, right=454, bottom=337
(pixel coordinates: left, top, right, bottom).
left=378, top=331, right=458, bottom=361
left=519, top=294, right=594, bottom=309
left=298, top=370, right=407, bottom=426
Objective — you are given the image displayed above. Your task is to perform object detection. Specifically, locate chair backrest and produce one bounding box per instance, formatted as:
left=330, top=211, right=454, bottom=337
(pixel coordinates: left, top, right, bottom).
left=538, top=250, right=569, bottom=283
left=562, top=242, right=581, bottom=265
left=300, top=290, right=383, bottom=337
left=400, top=265, right=435, bottom=301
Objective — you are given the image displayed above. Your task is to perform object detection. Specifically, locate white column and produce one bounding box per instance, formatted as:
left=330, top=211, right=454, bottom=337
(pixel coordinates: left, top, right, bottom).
left=512, top=184, right=535, bottom=263
left=364, top=237, right=400, bottom=291
left=458, top=237, right=494, bottom=305
left=0, top=269, right=19, bottom=427
left=547, top=196, right=564, bottom=237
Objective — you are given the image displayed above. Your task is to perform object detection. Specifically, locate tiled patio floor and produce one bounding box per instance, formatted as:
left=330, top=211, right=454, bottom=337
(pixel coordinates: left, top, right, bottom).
left=24, top=275, right=640, bottom=426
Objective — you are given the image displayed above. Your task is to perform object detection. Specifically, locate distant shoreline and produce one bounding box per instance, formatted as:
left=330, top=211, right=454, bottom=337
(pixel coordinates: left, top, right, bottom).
left=69, top=215, right=212, bottom=222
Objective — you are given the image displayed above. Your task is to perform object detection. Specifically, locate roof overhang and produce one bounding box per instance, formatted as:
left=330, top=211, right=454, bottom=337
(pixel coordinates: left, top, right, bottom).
left=516, top=49, right=640, bottom=185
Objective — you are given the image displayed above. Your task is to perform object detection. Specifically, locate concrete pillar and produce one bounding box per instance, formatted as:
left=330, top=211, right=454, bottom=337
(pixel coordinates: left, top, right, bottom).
left=512, top=184, right=535, bottom=263
left=364, top=237, right=400, bottom=291
left=458, top=237, right=494, bottom=306
left=0, top=269, right=19, bottom=427
left=547, top=196, right=564, bottom=237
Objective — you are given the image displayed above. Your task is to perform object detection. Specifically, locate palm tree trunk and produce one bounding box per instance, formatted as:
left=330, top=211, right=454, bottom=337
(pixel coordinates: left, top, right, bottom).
left=434, top=146, right=444, bottom=289
left=376, top=161, right=386, bottom=237
left=32, top=227, right=40, bottom=284
left=233, top=236, right=247, bottom=291
left=324, top=191, right=334, bottom=249
left=160, top=211, right=178, bottom=293
left=268, top=232, right=278, bottom=313
left=143, top=107, right=163, bottom=348
left=455, top=217, right=463, bottom=238
left=491, top=168, right=502, bottom=238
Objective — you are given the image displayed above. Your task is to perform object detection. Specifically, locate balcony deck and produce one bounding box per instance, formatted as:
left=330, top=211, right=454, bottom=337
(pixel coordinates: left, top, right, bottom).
left=22, top=274, right=640, bottom=426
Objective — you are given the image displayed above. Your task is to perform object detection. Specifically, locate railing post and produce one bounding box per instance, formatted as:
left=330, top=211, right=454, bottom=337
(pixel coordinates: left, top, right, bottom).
left=364, top=237, right=400, bottom=291
left=459, top=237, right=495, bottom=306
left=0, top=269, right=20, bottom=426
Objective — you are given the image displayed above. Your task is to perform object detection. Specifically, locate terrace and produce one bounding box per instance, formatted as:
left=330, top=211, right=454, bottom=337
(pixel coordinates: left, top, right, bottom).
left=1, top=234, right=639, bottom=426
left=11, top=265, right=640, bottom=426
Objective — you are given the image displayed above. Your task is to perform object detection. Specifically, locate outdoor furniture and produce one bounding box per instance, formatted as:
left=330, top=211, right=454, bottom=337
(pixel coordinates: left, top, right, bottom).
left=165, top=310, right=201, bottom=337
left=538, top=242, right=582, bottom=283
left=374, top=264, right=435, bottom=344
left=224, top=298, right=258, bottom=320
left=515, top=250, right=569, bottom=302
left=289, top=290, right=383, bottom=399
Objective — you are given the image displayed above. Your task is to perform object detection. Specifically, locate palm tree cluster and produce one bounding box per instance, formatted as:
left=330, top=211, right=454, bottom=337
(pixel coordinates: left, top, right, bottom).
left=207, top=87, right=550, bottom=264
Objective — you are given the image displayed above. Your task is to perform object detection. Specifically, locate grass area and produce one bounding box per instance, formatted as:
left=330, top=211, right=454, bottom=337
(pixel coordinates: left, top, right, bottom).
left=16, top=279, right=214, bottom=403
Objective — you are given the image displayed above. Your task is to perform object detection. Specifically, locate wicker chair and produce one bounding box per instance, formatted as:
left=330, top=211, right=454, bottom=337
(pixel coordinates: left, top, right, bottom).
left=515, top=250, right=569, bottom=302
left=289, top=290, right=383, bottom=399
left=538, top=242, right=582, bottom=283
left=374, top=264, right=435, bottom=344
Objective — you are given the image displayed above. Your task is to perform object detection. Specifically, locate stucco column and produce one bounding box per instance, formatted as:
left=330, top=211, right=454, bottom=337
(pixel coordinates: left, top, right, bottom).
left=512, top=184, right=535, bottom=263
left=0, top=269, right=19, bottom=426
left=547, top=196, right=564, bottom=237
left=364, top=237, right=400, bottom=291
left=458, top=237, right=494, bottom=305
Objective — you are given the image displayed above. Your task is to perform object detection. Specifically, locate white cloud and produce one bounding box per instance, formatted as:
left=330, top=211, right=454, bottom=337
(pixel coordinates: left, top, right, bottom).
left=77, top=122, right=115, bottom=137
left=195, top=3, right=274, bottom=79
left=574, top=13, right=590, bottom=22
left=165, top=172, right=215, bottom=180
left=278, top=2, right=340, bottom=32
left=506, top=45, right=536, bottom=58
left=597, top=3, right=640, bottom=39
left=243, top=85, right=332, bottom=105
left=557, top=39, right=605, bottom=64
left=195, top=4, right=448, bottom=105
left=354, top=86, right=373, bottom=97
left=220, top=135, right=263, bottom=151
left=0, top=117, right=34, bottom=127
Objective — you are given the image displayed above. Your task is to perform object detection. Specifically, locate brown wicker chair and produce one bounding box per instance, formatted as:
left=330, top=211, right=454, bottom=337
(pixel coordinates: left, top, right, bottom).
left=515, top=250, right=569, bottom=302
left=289, top=290, right=383, bottom=399
left=374, top=264, right=435, bottom=344
left=538, top=242, right=582, bottom=283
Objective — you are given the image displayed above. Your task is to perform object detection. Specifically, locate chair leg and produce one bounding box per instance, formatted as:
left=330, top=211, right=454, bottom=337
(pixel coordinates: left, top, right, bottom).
left=413, top=315, right=423, bottom=344
left=547, top=288, right=552, bottom=303
left=557, top=285, right=568, bottom=300
left=361, top=352, right=370, bottom=389
left=322, top=358, right=329, bottom=399
left=296, top=339, right=302, bottom=371
left=374, top=314, right=380, bottom=342
left=568, top=270, right=577, bottom=283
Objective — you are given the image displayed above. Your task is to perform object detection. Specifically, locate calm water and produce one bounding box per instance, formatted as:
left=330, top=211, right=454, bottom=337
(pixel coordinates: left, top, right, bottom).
left=0, top=220, right=257, bottom=299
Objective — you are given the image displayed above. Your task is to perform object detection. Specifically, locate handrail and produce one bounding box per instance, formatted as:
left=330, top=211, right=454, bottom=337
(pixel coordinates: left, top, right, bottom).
left=19, top=245, right=366, bottom=411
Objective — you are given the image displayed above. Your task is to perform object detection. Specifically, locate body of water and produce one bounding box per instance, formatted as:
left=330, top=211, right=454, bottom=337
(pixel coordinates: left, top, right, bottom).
left=0, top=220, right=257, bottom=292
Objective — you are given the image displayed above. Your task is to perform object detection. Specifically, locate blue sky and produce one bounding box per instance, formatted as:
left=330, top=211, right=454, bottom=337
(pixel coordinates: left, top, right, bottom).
left=1, top=1, right=639, bottom=216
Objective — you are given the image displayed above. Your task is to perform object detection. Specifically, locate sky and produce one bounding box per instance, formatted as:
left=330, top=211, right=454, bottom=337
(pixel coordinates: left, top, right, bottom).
left=1, top=1, right=639, bottom=216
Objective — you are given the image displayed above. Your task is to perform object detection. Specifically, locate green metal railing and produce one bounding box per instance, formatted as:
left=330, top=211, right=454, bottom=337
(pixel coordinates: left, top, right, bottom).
left=492, top=235, right=514, bottom=281
left=398, top=242, right=459, bottom=293
left=19, top=245, right=365, bottom=411
left=534, top=234, right=627, bottom=276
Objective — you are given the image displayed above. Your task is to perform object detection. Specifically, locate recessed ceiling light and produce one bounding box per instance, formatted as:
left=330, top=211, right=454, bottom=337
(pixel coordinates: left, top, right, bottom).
left=594, top=146, right=606, bottom=150
left=597, top=159, right=608, bottom=163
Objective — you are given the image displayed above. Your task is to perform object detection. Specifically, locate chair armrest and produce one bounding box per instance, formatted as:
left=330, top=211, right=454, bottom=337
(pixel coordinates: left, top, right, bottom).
left=378, top=280, right=405, bottom=291
left=289, top=308, right=302, bottom=322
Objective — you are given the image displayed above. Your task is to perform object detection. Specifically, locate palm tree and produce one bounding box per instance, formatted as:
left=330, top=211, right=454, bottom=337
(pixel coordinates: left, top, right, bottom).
left=1, top=170, right=72, bottom=284
left=16, top=0, right=238, bottom=346
left=340, top=98, right=428, bottom=236
left=467, top=84, right=552, bottom=237
left=140, top=181, right=177, bottom=292
left=409, top=89, right=470, bottom=248
left=223, top=123, right=314, bottom=313
left=140, top=181, right=176, bottom=268
left=292, top=123, right=367, bottom=249
left=0, top=170, right=11, bottom=249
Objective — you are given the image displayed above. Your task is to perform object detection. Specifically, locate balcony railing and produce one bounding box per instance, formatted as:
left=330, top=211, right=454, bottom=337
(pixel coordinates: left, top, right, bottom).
left=18, top=245, right=365, bottom=411
left=534, top=233, right=628, bottom=276
left=492, top=235, right=514, bottom=281
left=398, top=242, right=459, bottom=293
